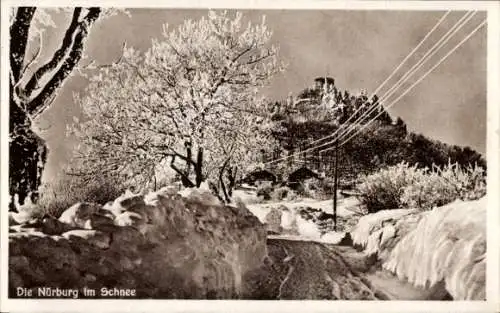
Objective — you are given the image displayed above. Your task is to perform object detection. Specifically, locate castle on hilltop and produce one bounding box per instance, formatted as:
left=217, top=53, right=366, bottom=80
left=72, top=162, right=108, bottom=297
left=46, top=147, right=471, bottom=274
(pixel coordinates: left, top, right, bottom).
left=269, top=75, right=389, bottom=125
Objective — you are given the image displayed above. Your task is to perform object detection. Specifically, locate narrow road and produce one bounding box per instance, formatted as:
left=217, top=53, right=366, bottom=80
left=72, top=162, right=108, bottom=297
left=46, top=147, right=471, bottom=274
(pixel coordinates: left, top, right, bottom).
left=244, top=238, right=378, bottom=300
left=243, top=238, right=450, bottom=300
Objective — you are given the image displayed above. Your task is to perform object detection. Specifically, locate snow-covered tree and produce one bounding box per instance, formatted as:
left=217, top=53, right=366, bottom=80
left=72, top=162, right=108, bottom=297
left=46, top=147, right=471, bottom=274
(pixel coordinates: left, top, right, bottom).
left=69, top=10, right=284, bottom=202
left=9, top=7, right=124, bottom=211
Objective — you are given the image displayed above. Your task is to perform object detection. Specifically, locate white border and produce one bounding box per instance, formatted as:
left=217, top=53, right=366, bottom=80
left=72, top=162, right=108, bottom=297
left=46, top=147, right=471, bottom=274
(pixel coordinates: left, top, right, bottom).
left=1, top=0, right=11, bottom=310
left=0, top=0, right=497, bottom=10
left=1, top=1, right=499, bottom=312
left=486, top=2, right=500, bottom=310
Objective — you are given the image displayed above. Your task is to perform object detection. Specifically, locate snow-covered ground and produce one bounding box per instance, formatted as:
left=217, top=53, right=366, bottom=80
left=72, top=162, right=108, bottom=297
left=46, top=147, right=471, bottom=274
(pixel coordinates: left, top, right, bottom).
left=235, top=188, right=362, bottom=245
left=267, top=232, right=347, bottom=245
left=245, top=196, right=361, bottom=223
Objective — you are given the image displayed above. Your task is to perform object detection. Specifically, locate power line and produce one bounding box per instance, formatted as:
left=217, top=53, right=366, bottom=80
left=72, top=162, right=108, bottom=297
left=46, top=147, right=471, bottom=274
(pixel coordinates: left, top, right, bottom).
left=333, top=10, right=477, bottom=146
left=334, top=12, right=479, bottom=148
left=295, top=10, right=451, bottom=152
left=377, top=11, right=476, bottom=104
left=371, top=10, right=451, bottom=97
left=328, top=19, right=486, bottom=152
left=263, top=12, right=481, bottom=168
left=262, top=11, right=452, bottom=166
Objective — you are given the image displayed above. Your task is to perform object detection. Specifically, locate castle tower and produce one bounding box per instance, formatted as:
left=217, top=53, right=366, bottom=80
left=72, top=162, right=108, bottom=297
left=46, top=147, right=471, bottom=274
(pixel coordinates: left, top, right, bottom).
left=314, top=76, right=335, bottom=92
left=286, top=92, right=294, bottom=108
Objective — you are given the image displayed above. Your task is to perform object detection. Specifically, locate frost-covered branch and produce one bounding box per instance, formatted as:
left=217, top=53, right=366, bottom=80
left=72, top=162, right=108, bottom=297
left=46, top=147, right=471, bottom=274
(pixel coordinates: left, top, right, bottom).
left=10, top=7, right=37, bottom=83
left=69, top=10, right=285, bottom=194
left=28, top=8, right=101, bottom=117
left=24, top=8, right=83, bottom=97
left=9, top=7, right=129, bottom=211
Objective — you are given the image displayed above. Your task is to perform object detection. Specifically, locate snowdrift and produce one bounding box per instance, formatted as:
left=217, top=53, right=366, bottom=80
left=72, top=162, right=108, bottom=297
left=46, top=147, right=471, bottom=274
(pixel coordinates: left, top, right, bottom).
left=350, top=208, right=422, bottom=258
left=9, top=185, right=267, bottom=298
left=350, top=197, right=486, bottom=300
left=384, top=198, right=486, bottom=300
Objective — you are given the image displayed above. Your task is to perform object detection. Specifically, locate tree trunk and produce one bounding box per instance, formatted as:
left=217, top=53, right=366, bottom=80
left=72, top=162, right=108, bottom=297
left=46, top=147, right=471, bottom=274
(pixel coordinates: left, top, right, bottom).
left=8, top=8, right=101, bottom=212
left=185, top=140, right=192, bottom=177
left=227, top=166, right=237, bottom=198
left=169, top=155, right=195, bottom=188
left=219, top=171, right=230, bottom=203
left=217, top=161, right=238, bottom=204
left=9, top=98, right=47, bottom=212
left=195, top=147, right=203, bottom=187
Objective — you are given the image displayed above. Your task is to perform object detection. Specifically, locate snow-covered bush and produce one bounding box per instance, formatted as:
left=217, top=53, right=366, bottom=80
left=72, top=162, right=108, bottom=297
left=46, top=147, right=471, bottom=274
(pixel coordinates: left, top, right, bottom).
left=439, top=162, right=486, bottom=201
left=256, top=181, right=274, bottom=201
left=357, top=162, right=486, bottom=212
left=271, top=186, right=298, bottom=201
left=357, top=162, right=425, bottom=213
left=25, top=175, right=124, bottom=219
left=303, top=177, right=335, bottom=199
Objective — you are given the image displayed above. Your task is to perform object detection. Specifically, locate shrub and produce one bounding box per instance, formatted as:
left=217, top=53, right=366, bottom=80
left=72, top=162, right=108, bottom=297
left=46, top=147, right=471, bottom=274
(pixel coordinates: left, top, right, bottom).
left=271, top=186, right=298, bottom=201
left=400, top=163, right=486, bottom=210
left=29, top=175, right=125, bottom=219
left=440, top=162, right=486, bottom=200
left=302, top=178, right=321, bottom=198
left=400, top=174, right=457, bottom=210
left=307, top=177, right=336, bottom=199
left=357, top=162, right=487, bottom=213
left=287, top=178, right=335, bottom=200
left=357, top=162, right=425, bottom=213
left=256, top=181, right=274, bottom=201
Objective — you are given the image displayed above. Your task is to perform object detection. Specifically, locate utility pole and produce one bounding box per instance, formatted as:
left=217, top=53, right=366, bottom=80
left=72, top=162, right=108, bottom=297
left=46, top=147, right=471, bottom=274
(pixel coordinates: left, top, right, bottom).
left=332, top=140, right=339, bottom=231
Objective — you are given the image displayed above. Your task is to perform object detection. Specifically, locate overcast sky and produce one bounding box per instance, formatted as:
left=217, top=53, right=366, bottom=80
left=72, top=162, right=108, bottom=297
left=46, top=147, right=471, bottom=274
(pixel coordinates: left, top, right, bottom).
left=33, top=8, right=487, bottom=181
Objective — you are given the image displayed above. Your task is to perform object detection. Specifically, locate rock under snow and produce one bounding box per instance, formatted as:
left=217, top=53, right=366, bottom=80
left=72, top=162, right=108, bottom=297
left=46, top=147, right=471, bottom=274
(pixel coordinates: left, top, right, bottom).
left=177, top=182, right=222, bottom=206
left=58, top=202, right=102, bottom=229
left=350, top=208, right=422, bottom=256
left=264, top=207, right=283, bottom=234
left=102, top=189, right=141, bottom=217
left=8, top=211, right=33, bottom=225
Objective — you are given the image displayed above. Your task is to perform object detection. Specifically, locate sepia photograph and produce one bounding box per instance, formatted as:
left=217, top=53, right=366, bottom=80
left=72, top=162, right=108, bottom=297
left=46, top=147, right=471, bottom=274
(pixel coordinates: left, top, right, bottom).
left=1, top=1, right=499, bottom=312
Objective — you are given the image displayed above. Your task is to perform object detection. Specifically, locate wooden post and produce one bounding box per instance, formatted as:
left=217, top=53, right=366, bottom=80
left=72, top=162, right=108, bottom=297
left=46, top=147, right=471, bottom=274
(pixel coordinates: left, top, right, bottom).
left=332, top=141, right=339, bottom=231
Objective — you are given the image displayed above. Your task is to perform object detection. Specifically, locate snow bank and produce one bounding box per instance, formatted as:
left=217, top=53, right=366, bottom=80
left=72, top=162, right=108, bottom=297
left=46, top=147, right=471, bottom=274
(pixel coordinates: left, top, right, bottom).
left=383, top=198, right=486, bottom=300
left=257, top=198, right=359, bottom=216
left=177, top=182, right=221, bottom=206
left=9, top=185, right=267, bottom=298
left=280, top=208, right=298, bottom=229
left=296, top=215, right=322, bottom=238
left=350, top=208, right=421, bottom=254
left=246, top=195, right=363, bottom=244
left=103, top=189, right=139, bottom=217
left=350, top=197, right=486, bottom=300
left=232, top=189, right=261, bottom=205
left=246, top=204, right=271, bottom=223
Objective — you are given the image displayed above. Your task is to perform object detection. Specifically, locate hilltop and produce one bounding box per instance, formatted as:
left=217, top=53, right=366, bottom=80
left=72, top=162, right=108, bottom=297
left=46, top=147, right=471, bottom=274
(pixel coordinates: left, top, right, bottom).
left=262, top=76, right=486, bottom=186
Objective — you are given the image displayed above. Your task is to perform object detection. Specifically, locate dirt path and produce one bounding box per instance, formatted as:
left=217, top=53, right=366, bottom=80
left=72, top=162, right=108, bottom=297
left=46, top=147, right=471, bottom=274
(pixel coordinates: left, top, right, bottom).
left=243, top=238, right=450, bottom=300
left=244, top=238, right=377, bottom=299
